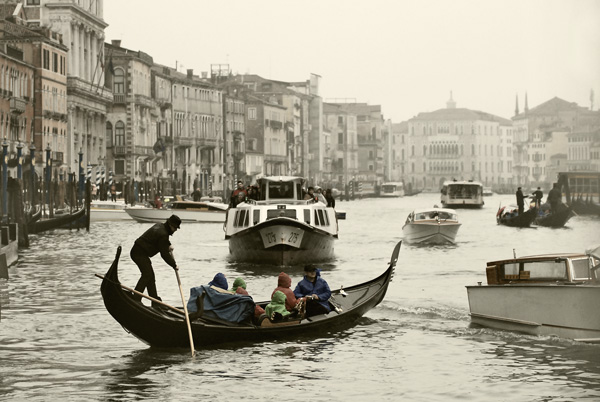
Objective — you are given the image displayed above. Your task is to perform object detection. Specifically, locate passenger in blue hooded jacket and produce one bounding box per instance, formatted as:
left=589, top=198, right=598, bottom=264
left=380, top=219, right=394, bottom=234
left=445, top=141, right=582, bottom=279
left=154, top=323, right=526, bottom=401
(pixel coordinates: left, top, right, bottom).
left=293, top=265, right=331, bottom=317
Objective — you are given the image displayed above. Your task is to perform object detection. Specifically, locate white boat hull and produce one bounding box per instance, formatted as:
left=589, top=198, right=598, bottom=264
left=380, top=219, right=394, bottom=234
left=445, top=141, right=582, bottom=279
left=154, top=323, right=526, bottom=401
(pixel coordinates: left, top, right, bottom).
left=467, top=285, right=600, bottom=342
left=228, top=219, right=336, bottom=265
left=402, top=222, right=460, bottom=244
left=125, top=207, right=226, bottom=223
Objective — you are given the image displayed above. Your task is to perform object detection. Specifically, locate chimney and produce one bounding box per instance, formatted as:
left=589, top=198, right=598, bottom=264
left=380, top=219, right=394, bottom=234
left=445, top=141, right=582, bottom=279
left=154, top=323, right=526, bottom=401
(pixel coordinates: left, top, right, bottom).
left=187, top=69, right=193, bottom=78
left=111, top=39, right=121, bottom=47
left=201, top=71, right=208, bottom=79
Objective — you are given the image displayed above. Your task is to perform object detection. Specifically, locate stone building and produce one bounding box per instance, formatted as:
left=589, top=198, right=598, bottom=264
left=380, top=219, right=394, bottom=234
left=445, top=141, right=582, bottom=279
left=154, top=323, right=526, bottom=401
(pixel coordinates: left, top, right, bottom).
left=407, top=95, right=512, bottom=191
left=327, top=102, right=385, bottom=195
left=23, top=0, right=112, bottom=179
left=322, top=102, right=359, bottom=190
left=512, top=96, right=599, bottom=188
left=388, top=121, right=408, bottom=183
left=104, top=40, right=157, bottom=196
left=150, top=64, right=224, bottom=196
left=0, top=14, right=36, bottom=174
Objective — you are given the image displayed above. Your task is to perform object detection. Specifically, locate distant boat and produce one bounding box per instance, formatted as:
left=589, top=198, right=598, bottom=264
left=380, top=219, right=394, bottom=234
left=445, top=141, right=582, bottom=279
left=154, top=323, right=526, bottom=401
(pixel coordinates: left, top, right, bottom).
left=402, top=207, right=461, bottom=244
left=483, top=187, right=494, bottom=196
left=380, top=182, right=405, bottom=197
left=496, top=205, right=538, bottom=228
left=440, top=180, right=484, bottom=209
left=125, top=198, right=228, bottom=223
left=534, top=204, right=575, bottom=228
left=90, top=200, right=131, bottom=221
left=466, top=246, right=600, bottom=342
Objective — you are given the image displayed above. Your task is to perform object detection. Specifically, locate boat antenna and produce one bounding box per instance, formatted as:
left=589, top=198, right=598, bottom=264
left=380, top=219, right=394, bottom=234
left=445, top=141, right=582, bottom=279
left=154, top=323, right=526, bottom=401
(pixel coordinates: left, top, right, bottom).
left=513, top=248, right=516, bottom=259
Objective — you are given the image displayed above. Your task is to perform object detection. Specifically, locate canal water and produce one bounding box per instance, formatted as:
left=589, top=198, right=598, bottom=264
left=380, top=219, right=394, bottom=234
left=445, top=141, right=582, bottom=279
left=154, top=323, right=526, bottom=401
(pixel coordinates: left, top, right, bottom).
left=1, top=193, right=599, bottom=401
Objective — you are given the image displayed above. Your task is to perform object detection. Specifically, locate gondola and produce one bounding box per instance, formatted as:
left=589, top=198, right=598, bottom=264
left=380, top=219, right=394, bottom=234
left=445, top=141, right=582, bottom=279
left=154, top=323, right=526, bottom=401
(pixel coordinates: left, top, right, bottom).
left=534, top=204, right=575, bottom=228
left=496, top=205, right=538, bottom=228
left=98, top=241, right=401, bottom=349
left=28, top=207, right=86, bottom=234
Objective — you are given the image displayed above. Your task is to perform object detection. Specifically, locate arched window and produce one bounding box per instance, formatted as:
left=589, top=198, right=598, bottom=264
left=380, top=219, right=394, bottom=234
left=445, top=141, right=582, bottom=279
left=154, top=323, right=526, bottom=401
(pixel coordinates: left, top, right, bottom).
left=113, top=68, right=125, bottom=94
left=106, top=121, right=113, bottom=147
left=115, top=121, right=125, bottom=146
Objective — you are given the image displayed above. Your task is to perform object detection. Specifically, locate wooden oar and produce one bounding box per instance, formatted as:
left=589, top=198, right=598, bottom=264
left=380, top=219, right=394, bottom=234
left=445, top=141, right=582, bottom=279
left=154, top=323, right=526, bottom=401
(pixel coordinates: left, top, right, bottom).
left=175, top=268, right=195, bottom=357
left=94, top=273, right=185, bottom=315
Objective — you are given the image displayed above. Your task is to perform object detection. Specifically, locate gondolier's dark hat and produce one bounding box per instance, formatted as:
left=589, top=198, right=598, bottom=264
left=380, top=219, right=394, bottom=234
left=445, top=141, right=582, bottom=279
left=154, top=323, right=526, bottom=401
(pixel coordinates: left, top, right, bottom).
left=167, top=214, right=181, bottom=229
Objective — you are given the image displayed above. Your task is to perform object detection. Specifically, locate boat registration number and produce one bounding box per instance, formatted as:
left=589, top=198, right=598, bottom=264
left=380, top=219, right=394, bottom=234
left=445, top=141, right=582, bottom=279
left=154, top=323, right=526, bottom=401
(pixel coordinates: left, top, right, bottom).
left=260, top=227, right=304, bottom=249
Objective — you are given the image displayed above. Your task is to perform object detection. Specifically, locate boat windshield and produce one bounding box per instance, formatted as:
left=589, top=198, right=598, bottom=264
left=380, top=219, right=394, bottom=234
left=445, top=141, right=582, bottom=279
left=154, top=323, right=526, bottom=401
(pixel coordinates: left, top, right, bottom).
left=571, top=258, right=591, bottom=280
left=504, top=260, right=567, bottom=280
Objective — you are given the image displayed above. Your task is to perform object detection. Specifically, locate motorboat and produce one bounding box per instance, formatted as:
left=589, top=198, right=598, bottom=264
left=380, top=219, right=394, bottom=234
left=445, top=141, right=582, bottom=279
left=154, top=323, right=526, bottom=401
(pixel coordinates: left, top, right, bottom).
left=440, top=180, right=484, bottom=209
left=97, top=242, right=400, bottom=349
left=402, top=207, right=461, bottom=244
left=125, top=197, right=228, bottom=224
left=224, top=176, right=338, bottom=265
left=90, top=200, right=131, bottom=221
left=466, top=246, right=600, bottom=342
left=496, top=204, right=538, bottom=228
left=381, top=182, right=405, bottom=197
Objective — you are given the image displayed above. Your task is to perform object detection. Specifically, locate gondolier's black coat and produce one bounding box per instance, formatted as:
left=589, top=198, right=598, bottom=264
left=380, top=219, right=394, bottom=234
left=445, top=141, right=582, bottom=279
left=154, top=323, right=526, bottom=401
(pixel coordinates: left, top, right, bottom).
left=132, top=222, right=177, bottom=268
left=130, top=222, right=177, bottom=298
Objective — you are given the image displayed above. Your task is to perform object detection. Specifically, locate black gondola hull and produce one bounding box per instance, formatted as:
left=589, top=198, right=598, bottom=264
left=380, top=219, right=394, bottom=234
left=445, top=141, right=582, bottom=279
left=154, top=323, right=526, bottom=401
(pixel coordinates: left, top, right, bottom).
left=100, top=243, right=399, bottom=349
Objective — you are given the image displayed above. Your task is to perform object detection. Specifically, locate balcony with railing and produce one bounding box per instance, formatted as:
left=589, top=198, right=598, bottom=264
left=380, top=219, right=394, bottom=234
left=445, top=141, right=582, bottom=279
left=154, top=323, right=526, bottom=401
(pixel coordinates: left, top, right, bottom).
left=113, top=93, right=126, bottom=104
left=114, top=146, right=126, bottom=156
left=174, top=136, right=194, bottom=147
left=52, top=151, right=63, bottom=165
left=198, top=137, right=218, bottom=148
left=9, top=97, right=27, bottom=114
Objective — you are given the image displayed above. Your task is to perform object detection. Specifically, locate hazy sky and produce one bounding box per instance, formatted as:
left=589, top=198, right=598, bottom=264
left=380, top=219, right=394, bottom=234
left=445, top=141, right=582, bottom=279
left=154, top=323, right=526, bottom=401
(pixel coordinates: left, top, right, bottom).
left=104, top=0, right=600, bottom=123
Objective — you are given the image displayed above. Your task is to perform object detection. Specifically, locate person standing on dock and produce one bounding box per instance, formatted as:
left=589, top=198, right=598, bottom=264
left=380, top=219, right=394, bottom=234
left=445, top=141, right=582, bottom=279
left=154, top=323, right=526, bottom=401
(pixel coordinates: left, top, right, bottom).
left=130, top=215, right=181, bottom=307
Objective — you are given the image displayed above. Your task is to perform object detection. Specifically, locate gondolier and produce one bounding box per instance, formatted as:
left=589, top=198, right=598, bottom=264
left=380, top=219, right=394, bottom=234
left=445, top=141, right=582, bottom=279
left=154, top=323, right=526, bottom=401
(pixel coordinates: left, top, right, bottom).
left=130, top=214, right=181, bottom=306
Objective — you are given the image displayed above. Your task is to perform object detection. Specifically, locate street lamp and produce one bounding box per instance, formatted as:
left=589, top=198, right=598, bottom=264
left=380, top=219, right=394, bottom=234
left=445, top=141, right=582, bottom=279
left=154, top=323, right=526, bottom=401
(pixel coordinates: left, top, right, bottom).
left=2, top=138, right=8, bottom=220
left=16, top=141, right=23, bottom=180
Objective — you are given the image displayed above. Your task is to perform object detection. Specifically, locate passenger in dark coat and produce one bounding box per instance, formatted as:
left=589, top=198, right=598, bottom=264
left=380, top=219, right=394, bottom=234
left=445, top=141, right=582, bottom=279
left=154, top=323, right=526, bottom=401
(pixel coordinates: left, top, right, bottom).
left=547, top=183, right=562, bottom=212
left=516, top=187, right=525, bottom=215
left=294, top=265, right=331, bottom=317
left=130, top=215, right=181, bottom=306
left=325, top=189, right=336, bottom=208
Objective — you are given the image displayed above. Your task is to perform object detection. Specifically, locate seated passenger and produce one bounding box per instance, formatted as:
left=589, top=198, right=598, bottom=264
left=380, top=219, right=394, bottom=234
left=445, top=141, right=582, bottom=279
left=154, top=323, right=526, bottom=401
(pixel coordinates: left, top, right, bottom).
left=231, top=277, right=265, bottom=319
left=230, top=277, right=246, bottom=293
left=272, top=272, right=299, bottom=311
left=265, top=291, right=291, bottom=322
left=187, top=273, right=255, bottom=323
left=293, top=265, right=331, bottom=317
left=208, top=272, right=231, bottom=293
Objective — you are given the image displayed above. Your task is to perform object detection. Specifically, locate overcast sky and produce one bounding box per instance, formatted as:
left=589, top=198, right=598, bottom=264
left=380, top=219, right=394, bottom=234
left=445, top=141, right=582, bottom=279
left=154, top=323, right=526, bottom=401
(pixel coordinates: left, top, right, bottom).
left=104, top=0, right=600, bottom=123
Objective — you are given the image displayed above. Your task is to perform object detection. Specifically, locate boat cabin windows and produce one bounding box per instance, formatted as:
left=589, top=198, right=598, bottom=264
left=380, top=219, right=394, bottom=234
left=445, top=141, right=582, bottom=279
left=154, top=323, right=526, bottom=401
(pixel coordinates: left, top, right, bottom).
left=267, top=208, right=297, bottom=220
left=253, top=210, right=260, bottom=225
left=233, top=210, right=250, bottom=227
left=264, top=182, right=297, bottom=200
left=314, top=209, right=330, bottom=226
left=571, top=258, right=591, bottom=280
left=502, top=260, right=567, bottom=281
left=304, top=209, right=310, bottom=224
left=447, top=184, right=481, bottom=199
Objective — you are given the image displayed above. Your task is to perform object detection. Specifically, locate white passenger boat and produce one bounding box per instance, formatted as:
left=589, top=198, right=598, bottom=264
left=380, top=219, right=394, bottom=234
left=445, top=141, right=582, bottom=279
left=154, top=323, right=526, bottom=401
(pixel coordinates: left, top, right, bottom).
left=402, top=208, right=461, bottom=244
left=440, top=180, right=484, bottom=209
left=381, top=182, right=405, bottom=197
left=125, top=198, right=228, bottom=223
left=224, top=176, right=338, bottom=265
left=90, top=200, right=131, bottom=221
left=466, top=246, right=600, bottom=342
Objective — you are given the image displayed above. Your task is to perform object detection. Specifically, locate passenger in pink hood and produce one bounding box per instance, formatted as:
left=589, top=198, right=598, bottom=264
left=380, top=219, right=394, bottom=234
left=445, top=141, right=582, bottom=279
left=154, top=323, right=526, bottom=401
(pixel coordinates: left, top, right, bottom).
left=272, top=272, right=299, bottom=311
